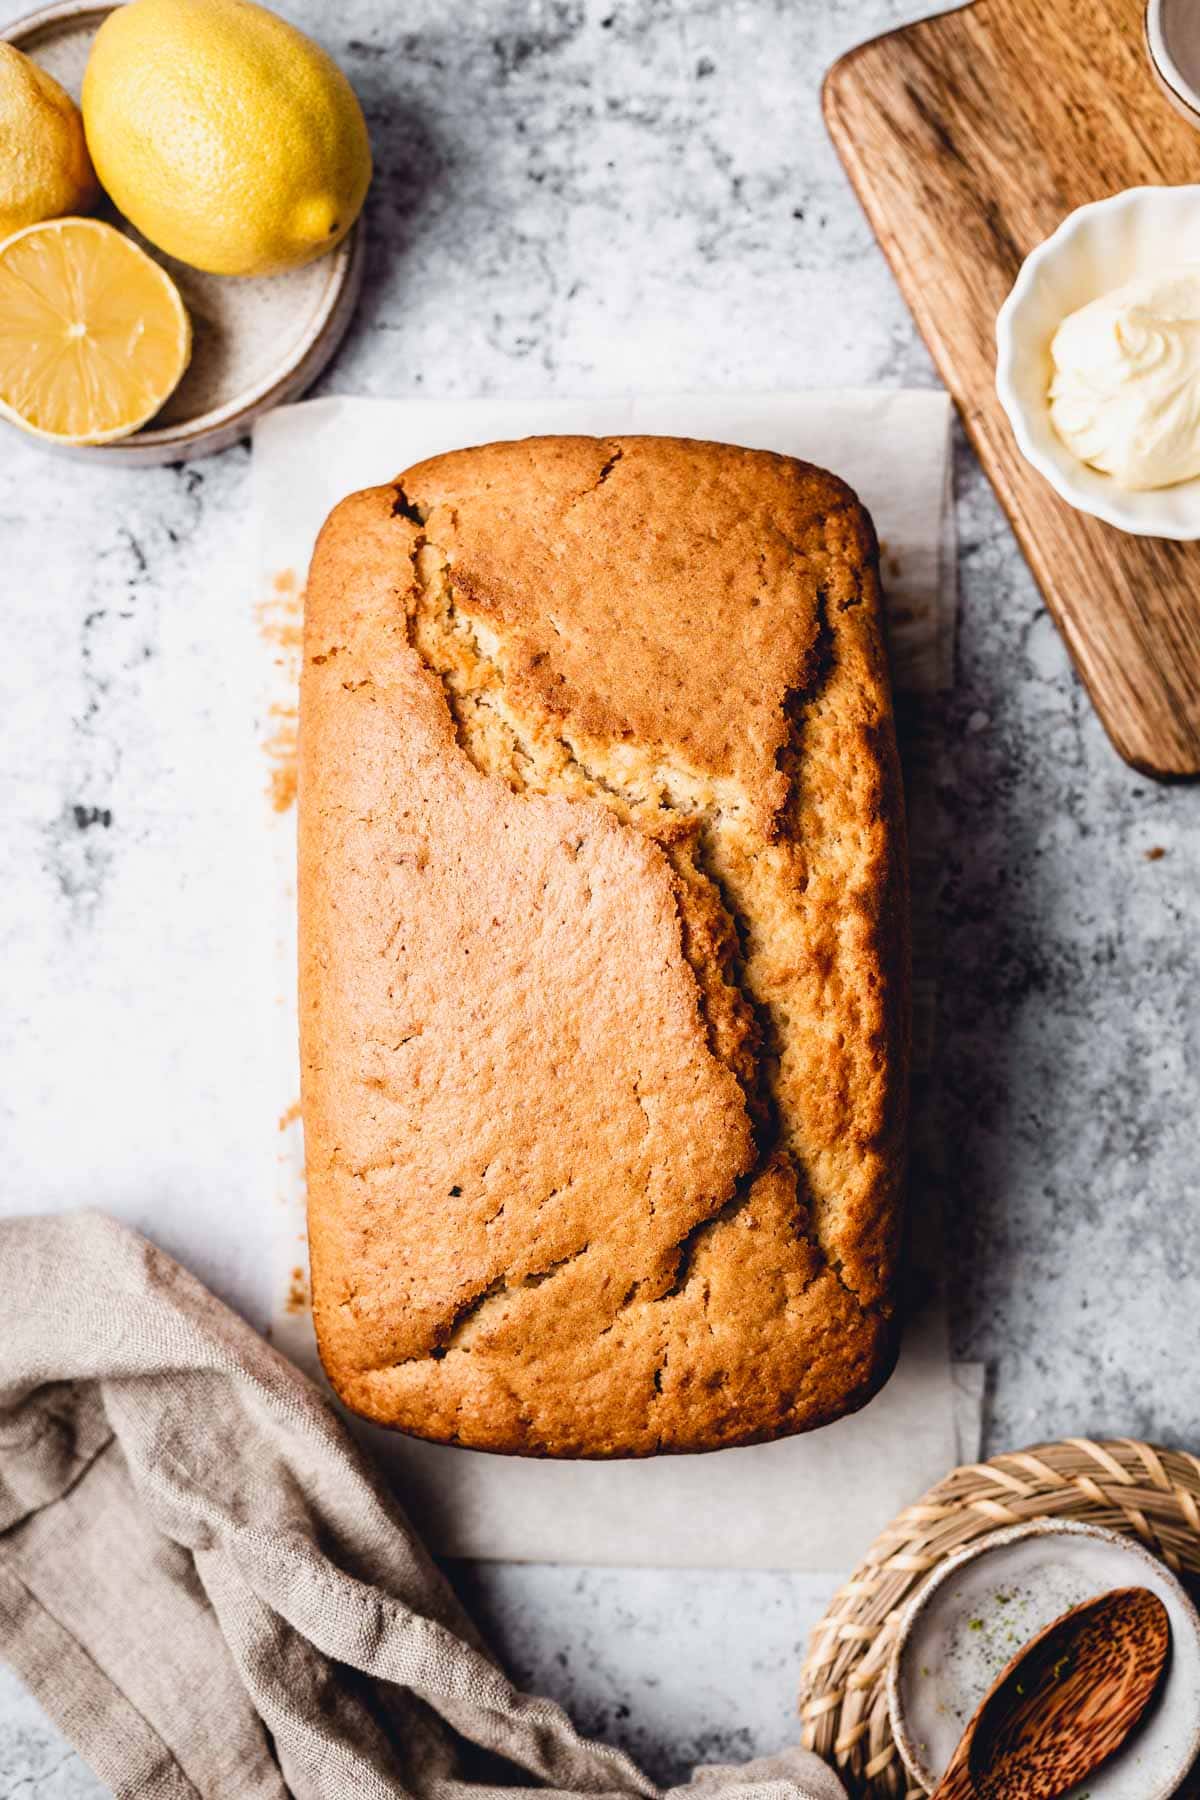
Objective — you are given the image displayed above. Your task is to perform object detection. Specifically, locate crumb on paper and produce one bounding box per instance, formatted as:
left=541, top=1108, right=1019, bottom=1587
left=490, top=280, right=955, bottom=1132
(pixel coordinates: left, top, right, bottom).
left=1145, top=845, right=1166, bottom=861
left=265, top=702, right=298, bottom=814
left=286, top=1266, right=310, bottom=1314
left=259, top=571, right=304, bottom=813
left=257, top=568, right=305, bottom=652
left=278, top=1099, right=302, bottom=1131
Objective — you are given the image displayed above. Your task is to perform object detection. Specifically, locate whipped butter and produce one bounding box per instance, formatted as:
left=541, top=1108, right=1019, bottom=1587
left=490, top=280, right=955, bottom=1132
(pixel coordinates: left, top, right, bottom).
left=1049, top=263, right=1200, bottom=490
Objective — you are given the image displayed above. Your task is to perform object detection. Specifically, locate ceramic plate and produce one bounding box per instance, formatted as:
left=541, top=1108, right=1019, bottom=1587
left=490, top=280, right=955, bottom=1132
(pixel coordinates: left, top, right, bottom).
left=2, top=0, right=364, bottom=464
left=888, top=1519, right=1200, bottom=1799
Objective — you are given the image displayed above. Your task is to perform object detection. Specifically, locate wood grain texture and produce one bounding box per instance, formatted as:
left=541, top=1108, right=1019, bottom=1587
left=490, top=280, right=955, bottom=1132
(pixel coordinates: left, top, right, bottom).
left=825, top=0, right=1200, bottom=777
left=931, top=1586, right=1170, bottom=1800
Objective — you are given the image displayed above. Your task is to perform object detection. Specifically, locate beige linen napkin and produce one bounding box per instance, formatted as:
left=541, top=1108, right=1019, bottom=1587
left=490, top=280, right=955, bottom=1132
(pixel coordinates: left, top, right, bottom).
left=0, top=1211, right=846, bottom=1800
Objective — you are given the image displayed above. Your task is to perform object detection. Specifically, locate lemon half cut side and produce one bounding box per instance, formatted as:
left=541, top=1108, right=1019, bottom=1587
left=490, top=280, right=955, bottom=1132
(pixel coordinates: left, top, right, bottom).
left=0, top=217, right=191, bottom=446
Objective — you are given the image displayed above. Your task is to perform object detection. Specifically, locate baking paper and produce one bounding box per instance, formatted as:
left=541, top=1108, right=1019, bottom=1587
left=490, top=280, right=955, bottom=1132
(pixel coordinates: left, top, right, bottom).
left=253, top=390, right=978, bottom=1569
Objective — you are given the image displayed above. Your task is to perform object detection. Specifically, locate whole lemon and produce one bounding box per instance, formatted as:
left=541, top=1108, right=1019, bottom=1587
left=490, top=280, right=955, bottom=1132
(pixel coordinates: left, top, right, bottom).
left=81, top=0, right=371, bottom=277
left=0, top=43, right=99, bottom=238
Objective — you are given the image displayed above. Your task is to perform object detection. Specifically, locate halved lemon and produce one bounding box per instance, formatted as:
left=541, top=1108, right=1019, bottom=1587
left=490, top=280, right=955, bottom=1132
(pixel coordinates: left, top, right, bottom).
left=0, top=217, right=191, bottom=445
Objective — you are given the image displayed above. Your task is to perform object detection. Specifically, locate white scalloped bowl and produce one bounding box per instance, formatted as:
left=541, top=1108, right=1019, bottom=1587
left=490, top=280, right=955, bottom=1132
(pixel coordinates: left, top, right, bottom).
left=996, top=186, right=1200, bottom=539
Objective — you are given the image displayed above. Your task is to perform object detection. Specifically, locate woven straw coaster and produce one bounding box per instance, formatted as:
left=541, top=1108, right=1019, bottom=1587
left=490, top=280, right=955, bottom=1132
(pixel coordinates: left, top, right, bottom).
left=798, top=1438, right=1200, bottom=1797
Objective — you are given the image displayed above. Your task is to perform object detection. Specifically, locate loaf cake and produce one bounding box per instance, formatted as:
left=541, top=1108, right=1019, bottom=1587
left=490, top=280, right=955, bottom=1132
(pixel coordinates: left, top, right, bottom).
left=299, top=435, right=909, bottom=1457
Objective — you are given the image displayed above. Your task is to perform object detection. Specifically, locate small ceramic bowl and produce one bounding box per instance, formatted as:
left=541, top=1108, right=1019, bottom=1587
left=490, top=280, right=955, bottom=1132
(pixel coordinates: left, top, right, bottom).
left=888, top=1518, right=1200, bottom=1799
left=1146, top=0, right=1200, bottom=130
left=995, top=186, right=1200, bottom=539
left=2, top=0, right=364, bottom=464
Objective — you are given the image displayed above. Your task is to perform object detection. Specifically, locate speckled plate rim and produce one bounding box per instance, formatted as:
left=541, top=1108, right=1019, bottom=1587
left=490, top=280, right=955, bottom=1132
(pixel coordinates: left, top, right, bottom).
left=2, top=0, right=364, bottom=464
left=885, top=1518, right=1200, bottom=1798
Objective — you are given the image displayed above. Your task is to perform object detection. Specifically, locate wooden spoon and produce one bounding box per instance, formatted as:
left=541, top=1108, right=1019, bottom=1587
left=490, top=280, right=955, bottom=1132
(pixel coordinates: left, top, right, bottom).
left=930, top=1585, right=1171, bottom=1800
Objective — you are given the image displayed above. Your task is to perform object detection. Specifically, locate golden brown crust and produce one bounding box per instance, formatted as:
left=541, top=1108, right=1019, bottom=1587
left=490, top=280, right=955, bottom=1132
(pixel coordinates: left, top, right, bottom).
left=299, top=436, right=909, bottom=1457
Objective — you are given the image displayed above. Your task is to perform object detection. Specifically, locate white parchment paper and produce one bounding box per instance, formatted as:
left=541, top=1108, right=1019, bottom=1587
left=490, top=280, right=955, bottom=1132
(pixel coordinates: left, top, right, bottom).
left=252, top=390, right=978, bottom=1569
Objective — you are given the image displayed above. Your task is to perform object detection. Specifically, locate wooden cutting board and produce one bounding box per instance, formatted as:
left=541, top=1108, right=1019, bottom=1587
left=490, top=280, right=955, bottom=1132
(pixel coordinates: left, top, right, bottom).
left=825, top=0, right=1200, bottom=778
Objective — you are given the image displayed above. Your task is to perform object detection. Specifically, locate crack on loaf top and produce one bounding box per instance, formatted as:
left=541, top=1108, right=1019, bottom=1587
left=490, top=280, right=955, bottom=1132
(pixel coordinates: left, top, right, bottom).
left=393, top=532, right=871, bottom=1338
left=391, top=484, right=427, bottom=526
